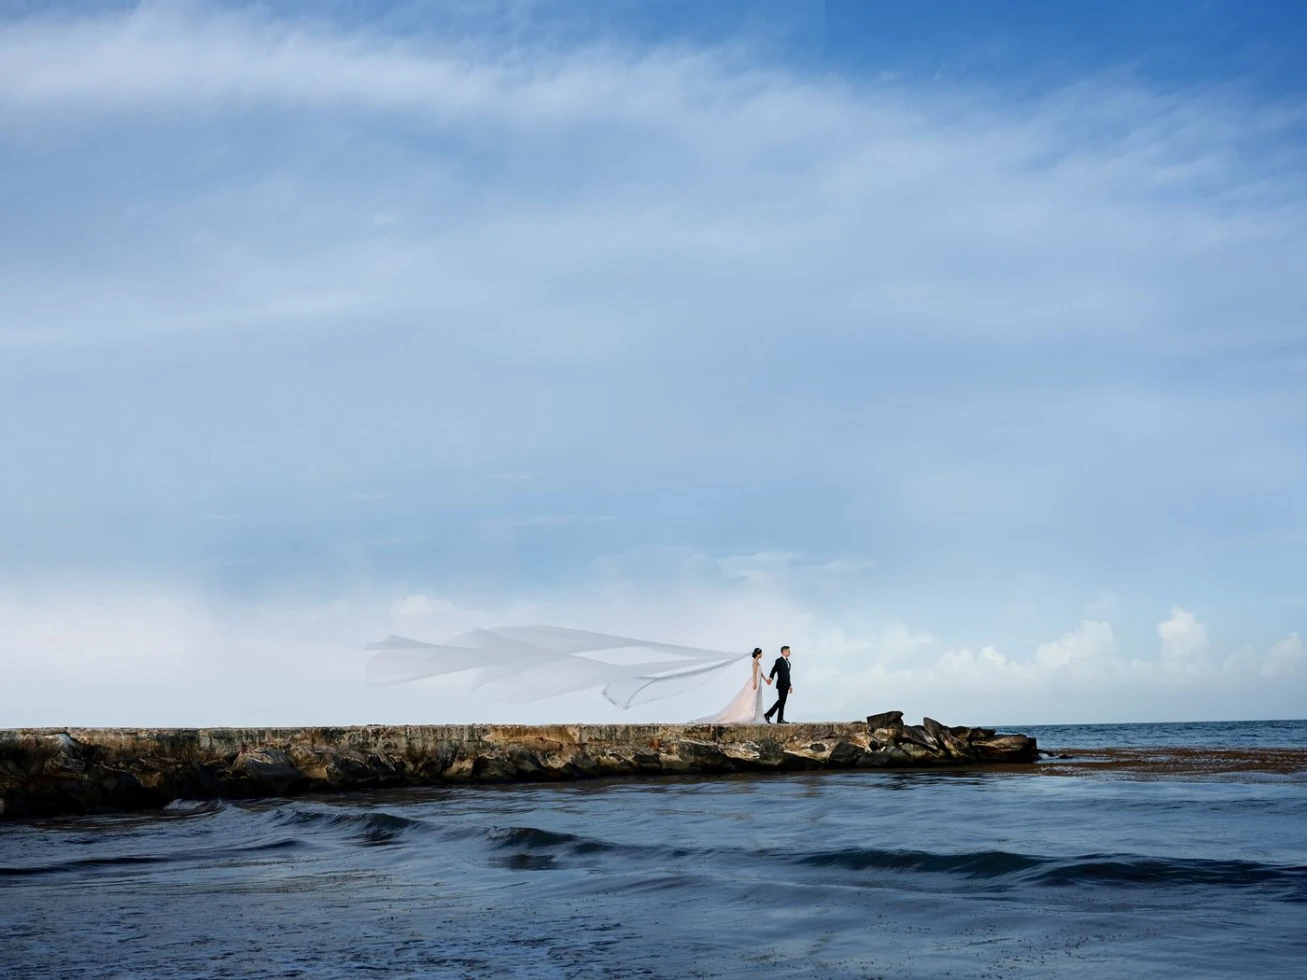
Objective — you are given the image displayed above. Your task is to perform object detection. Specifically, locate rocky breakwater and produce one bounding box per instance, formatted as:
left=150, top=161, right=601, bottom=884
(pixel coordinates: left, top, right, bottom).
left=0, top=714, right=1036, bottom=818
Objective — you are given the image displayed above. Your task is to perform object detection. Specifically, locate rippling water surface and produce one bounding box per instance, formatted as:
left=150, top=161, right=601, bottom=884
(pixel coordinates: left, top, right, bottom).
left=2, top=720, right=1305, bottom=978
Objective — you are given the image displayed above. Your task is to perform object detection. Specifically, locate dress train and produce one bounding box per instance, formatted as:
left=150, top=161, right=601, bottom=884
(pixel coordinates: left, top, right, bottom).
left=694, top=661, right=766, bottom=723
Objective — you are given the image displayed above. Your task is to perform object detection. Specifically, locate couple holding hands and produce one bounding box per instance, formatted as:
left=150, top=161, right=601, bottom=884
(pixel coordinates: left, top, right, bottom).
left=697, top=645, right=794, bottom=724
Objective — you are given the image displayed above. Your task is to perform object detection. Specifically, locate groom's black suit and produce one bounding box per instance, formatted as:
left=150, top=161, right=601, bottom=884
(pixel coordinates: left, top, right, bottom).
left=764, top=656, right=791, bottom=722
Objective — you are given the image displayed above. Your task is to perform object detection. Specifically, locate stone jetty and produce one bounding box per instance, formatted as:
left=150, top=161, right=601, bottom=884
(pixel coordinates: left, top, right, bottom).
left=0, top=712, right=1036, bottom=818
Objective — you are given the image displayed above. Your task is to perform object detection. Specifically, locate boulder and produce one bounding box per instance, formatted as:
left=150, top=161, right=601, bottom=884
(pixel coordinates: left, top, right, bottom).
left=922, top=717, right=972, bottom=760
left=970, top=734, right=1039, bottom=763
left=898, top=725, right=939, bottom=751
left=865, top=711, right=904, bottom=731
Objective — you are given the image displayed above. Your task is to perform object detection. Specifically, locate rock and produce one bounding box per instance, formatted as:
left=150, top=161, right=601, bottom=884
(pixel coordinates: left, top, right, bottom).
left=921, top=717, right=949, bottom=746
left=897, top=741, right=940, bottom=762
left=234, top=748, right=301, bottom=787
left=826, top=740, right=866, bottom=766
left=865, top=711, right=904, bottom=731
left=0, top=720, right=1038, bottom=818
left=970, top=734, right=1040, bottom=763
left=922, top=718, right=972, bottom=759
left=898, top=725, right=939, bottom=751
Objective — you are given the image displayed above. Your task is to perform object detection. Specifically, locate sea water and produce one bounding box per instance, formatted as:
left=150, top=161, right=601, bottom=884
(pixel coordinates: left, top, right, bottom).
left=1, top=720, right=1304, bottom=978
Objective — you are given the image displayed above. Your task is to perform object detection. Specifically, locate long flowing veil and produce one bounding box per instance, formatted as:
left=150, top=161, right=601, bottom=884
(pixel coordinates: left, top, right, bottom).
left=365, top=625, right=746, bottom=708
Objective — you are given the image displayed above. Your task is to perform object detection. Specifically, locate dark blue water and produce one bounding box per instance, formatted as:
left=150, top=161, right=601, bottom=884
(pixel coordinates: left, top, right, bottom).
left=1013, top=718, right=1307, bottom=750
left=2, top=721, right=1305, bottom=979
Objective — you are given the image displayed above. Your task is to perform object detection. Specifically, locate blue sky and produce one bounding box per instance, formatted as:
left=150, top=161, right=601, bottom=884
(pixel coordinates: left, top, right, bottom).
left=1, top=1, right=1304, bottom=726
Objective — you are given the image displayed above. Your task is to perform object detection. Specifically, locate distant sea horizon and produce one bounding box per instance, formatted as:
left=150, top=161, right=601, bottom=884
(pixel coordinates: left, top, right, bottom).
left=994, top=716, right=1307, bottom=748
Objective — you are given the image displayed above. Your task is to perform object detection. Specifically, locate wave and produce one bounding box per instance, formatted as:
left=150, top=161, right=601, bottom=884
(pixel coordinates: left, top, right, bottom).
left=796, top=846, right=1307, bottom=892
left=1031, top=855, right=1307, bottom=889
left=477, top=825, right=1303, bottom=898
left=268, top=807, right=428, bottom=845
left=484, top=825, right=619, bottom=869
left=478, top=824, right=1307, bottom=894
left=161, top=798, right=226, bottom=817
left=1, top=805, right=429, bottom=877
left=0, top=837, right=302, bottom=878
left=487, top=825, right=612, bottom=853
left=799, top=846, right=1044, bottom=878
left=472, top=823, right=1307, bottom=897
left=8, top=805, right=1301, bottom=901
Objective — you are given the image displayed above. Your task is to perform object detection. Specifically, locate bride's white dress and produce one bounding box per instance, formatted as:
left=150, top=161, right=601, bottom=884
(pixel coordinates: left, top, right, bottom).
left=695, top=659, right=767, bottom=723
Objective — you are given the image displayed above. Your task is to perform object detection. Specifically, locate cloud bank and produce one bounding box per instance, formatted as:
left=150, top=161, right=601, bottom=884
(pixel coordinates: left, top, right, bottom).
left=3, top=558, right=1303, bottom=727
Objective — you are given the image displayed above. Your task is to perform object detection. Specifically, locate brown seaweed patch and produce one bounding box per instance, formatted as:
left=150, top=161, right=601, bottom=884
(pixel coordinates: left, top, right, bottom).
left=1039, top=746, right=1307, bottom=781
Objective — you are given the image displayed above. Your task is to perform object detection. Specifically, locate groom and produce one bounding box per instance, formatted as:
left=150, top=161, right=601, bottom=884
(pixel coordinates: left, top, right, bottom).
left=763, top=645, right=793, bottom=724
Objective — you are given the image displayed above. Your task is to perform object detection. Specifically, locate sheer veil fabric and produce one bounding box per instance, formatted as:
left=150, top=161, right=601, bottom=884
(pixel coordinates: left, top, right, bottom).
left=365, top=625, right=748, bottom=709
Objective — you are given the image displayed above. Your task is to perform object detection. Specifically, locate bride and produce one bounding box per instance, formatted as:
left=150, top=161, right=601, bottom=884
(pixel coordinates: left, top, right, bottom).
left=695, top=648, right=769, bottom=723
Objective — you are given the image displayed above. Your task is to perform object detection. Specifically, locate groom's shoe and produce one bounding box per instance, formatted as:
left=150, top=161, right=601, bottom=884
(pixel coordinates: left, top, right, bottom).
left=777, top=720, right=791, bottom=724
left=763, top=715, right=773, bottom=724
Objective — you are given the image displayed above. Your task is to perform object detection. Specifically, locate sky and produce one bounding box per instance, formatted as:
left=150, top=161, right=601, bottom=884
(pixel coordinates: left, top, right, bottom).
left=1, top=0, right=1305, bottom=728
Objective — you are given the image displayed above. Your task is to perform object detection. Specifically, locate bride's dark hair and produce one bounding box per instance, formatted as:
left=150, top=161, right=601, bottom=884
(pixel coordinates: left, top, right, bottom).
left=751, top=648, right=763, bottom=658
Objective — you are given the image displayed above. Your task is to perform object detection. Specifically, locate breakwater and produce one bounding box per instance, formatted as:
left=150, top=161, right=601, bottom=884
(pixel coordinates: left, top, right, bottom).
left=0, top=711, right=1037, bottom=818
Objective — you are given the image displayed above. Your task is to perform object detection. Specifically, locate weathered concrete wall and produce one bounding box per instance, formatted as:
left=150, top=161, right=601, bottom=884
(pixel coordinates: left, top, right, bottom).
left=0, top=712, right=1037, bottom=818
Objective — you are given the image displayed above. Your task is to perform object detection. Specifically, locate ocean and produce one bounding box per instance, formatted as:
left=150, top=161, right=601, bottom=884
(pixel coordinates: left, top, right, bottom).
left=1, top=720, right=1304, bottom=979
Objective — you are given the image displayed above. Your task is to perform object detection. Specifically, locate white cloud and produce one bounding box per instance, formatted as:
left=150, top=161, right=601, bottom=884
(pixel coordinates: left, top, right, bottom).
left=935, top=645, right=1019, bottom=688
left=1035, top=619, right=1116, bottom=671
left=1262, top=632, right=1304, bottom=678
left=1157, top=606, right=1211, bottom=674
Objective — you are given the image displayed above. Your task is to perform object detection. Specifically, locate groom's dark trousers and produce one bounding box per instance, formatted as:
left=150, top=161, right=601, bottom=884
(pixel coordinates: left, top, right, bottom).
left=765, top=686, right=788, bottom=723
